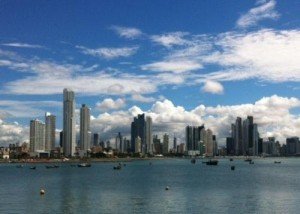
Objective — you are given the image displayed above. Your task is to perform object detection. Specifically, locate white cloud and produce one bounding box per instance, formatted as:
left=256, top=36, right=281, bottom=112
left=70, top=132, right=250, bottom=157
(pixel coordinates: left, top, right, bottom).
left=236, top=0, right=280, bottom=28
left=1, top=42, right=44, bottom=49
left=151, top=32, right=189, bottom=47
left=202, top=80, right=224, bottom=94
left=0, top=100, right=62, bottom=118
left=131, top=94, right=156, bottom=103
left=203, top=29, right=300, bottom=82
left=111, top=26, right=143, bottom=39
left=141, top=60, right=202, bottom=73
left=76, top=45, right=139, bottom=59
left=89, top=95, right=300, bottom=144
left=96, top=98, right=126, bottom=111
left=0, top=120, right=28, bottom=147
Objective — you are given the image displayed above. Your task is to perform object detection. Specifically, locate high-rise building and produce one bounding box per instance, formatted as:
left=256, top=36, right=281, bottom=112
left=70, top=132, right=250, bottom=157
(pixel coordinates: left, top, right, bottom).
left=135, top=136, right=142, bottom=153
left=226, top=137, right=234, bottom=155
left=234, top=117, right=243, bottom=155
left=173, top=136, right=177, bottom=150
left=131, top=114, right=152, bottom=154
left=115, top=132, right=123, bottom=152
left=93, top=133, right=100, bottom=147
left=146, top=116, right=153, bottom=154
left=63, top=88, right=76, bottom=157
left=45, top=112, right=56, bottom=151
left=185, top=125, right=205, bottom=151
left=30, top=119, right=45, bottom=152
left=80, top=104, right=91, bottom=151
left=286, top=137, right=300, bottom=155
left=163, top=134, right=169, bottom=154
left=205, top=129, right=213, bottom=156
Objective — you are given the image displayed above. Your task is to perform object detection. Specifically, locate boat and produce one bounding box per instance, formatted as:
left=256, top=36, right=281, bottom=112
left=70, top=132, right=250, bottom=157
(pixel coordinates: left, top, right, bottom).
left=191, top=159, right=196, bottom=164
left=249, top=161, right=254, bottom=164
left=16, top=165, right=24, bottom=168
left=205, top=159, right=218, bottom=166
left=229, top=158, right=233, bottom=161
left=30, top=166, right=36, bottom=170
left=245, top=158, right=252, bottom=162
left=78, top=163, right=91, bottom=167
left=113, top=165, right=122, bottom=170
left=231, top=166, right=235, bottom=170
left=274, top=161, right=281, bottom=164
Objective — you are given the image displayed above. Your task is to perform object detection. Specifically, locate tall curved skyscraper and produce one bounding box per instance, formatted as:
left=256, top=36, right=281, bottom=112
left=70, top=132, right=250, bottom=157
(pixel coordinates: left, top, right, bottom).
left=63, top=88, right=76, bottom=157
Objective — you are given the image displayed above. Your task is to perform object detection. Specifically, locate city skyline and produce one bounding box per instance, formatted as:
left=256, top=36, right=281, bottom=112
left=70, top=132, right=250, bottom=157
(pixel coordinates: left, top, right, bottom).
left=0, top=0, right=300, bottom=146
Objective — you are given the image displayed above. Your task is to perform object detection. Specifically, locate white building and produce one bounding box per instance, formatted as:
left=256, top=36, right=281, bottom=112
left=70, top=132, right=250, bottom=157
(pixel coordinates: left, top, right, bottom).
left=135, top=136, right=142, bottom=153
left=30, top=119, right=45, bottom=152
left=45, top=112, right=56, bottom=151
left=63, top=88, right=76, bottom=157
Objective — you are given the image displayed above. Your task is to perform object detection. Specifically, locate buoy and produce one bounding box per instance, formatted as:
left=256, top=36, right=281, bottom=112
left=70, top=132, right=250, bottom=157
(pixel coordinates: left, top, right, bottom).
left=40, top=189, right=45, bottom=195
left=165, top=186, right=170, bottom=190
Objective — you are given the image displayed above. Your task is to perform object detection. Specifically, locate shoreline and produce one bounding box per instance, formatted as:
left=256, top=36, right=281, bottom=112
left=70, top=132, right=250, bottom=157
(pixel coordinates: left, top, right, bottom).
left=0, top=156, right=293, bottom=164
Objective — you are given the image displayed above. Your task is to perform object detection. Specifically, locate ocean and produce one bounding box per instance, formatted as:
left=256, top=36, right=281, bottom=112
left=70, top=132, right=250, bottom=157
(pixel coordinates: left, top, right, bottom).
left=0, top=158, right=299, bottom=213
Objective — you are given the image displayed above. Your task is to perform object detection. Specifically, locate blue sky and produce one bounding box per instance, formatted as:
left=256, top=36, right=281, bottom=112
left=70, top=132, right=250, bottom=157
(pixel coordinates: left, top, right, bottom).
left=0, top=0, right=299, bottom=145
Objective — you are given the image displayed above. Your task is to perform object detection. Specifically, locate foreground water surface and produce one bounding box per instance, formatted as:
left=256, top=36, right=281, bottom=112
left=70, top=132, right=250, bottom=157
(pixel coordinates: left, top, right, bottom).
left=0, top=158, right=300, bottom=214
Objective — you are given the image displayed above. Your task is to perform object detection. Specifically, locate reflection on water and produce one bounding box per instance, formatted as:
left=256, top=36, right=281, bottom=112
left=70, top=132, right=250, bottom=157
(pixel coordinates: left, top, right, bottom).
left=1, top=158, right=300, bottom=213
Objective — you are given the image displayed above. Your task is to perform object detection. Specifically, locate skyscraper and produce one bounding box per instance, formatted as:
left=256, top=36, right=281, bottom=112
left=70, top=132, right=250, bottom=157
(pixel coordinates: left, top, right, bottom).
left=163, top=133, right=169, bottom=154
left=205, top=129, right=213, bottom=156
left=234, top=117, right=243, bottom=155
left=93, top=133, right=100, bottom=147
left=115, top=132, right=123, bottom=152
left=131, top=114, right=148, bottom=153
left=185, top=125, right=205, bottom=152
left=30, top=119, right=45, bottom=152
left=80, top=104, right=91, bottom=151
left=45, top=112, right=56, bottom=151
left=146, top=116, right=153, bottom=154
left=63, top=88, right=76, bottom=157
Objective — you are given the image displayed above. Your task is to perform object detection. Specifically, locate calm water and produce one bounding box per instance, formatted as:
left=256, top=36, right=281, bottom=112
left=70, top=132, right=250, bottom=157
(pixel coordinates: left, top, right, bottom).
left=1, top=158, right=300, bottom=214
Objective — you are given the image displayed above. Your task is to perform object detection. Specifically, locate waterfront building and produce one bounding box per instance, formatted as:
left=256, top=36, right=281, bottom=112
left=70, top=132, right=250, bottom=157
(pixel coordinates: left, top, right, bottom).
left=131, top=114, right=152, bottom=154
left=146, top=116, right=153, bottom=154
left=173, top=136, right=177, bottom=151
left=93, top=133, right=100, bottom=147
left=163, top=133, right=169, bottom=154
left=135, top=136, right=142, bottom=153
left=63, top=88, right=76, bottom=157
left=45, top=112, right=56, bottom=151
left=205, top=129, right=214, bottom=156
left=226, top=137, right=234, bottom=155
left=185, top=125, right=205, bottom=152
left=153, top=135, right=162, bottom=154
left=59, top=131, right=63, bottom=148
left=286, top=137, right=300, bottom=155
left=80, top=104, right=91, bottom=152
left=30, top=119, right=45, bottom=152
left=115, top=132, right=123, bottom=152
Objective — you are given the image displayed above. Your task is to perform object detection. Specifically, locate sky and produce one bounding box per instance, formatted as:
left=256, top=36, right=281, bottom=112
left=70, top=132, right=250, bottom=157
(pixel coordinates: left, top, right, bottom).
left=0, top=0, right=299, bottom=146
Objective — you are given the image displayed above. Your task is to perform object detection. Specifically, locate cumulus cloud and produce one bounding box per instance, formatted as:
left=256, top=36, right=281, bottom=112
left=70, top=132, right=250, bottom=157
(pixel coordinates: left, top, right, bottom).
left=202, top=80, right=224, bottom=94
left=96, top=98, right=126, bottom=111
left=76, top=45, right=139, bottom=59
left=110, top=26, right=143, bottom=39
left=1, top=42, right=44, bottom=49
left=89, top=95, right=300, bottom=144
left=236, top=0, right=280, bottom=28
left=0, top=120, right=28, bottom=147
